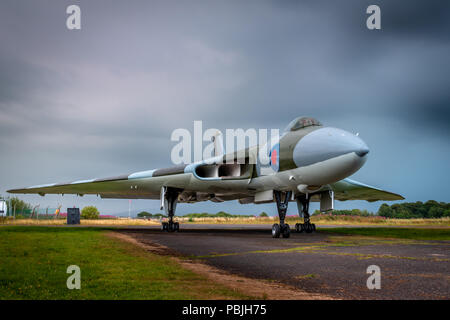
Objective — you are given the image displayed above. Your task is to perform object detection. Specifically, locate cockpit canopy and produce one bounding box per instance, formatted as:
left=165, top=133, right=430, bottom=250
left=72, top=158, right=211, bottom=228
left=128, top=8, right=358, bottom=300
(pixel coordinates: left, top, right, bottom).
left=284, top=117, right=322, bottom=132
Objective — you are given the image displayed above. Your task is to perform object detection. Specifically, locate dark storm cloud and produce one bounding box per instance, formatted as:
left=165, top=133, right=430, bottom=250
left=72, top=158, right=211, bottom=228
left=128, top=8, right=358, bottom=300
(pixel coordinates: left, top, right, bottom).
left=167, top=0, right=450, bottom=132
left=0, top=0, right=449, bottom=214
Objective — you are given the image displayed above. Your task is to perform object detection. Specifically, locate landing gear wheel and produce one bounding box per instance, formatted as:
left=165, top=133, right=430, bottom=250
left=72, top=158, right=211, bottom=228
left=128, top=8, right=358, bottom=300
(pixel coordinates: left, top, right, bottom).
left=272, top=224, right=281, bottom=238
left=273, top=190, right=292, bottom=238
left=296, top=196, right=316, bottom=234
left=167, top=222, right=179, bottom=232
left=295, top=223, right=305, bottom=233
left=281, top=224, right=291, bottom=238
left=160, top=187, right=181, bottom=233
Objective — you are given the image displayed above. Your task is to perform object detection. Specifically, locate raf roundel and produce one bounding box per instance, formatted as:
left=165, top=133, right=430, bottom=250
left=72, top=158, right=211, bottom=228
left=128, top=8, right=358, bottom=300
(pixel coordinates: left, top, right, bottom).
left=271, top=149, right=277, bottom=165
left=270, top=143, right=280, bottom=172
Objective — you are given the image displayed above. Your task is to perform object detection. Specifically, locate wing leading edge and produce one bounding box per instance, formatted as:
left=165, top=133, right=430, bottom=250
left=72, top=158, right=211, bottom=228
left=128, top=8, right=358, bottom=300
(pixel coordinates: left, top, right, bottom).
left=6, top=168, right=172, bottom=200
left=331, top=178, right=404, bottom=202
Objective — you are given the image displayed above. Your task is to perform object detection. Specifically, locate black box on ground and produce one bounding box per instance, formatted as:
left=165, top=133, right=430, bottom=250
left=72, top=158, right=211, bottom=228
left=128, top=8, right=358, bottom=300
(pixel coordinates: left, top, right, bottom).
left=67, top=208, right=80, bottom=225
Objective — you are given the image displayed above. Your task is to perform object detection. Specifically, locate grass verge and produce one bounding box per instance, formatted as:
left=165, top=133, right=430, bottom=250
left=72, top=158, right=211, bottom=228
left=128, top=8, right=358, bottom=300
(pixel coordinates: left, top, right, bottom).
left=0, top=226, right=250, bottom=299
left=319, top=227, right=450, bottom=240
left=0, top=218, right=159, bottom=226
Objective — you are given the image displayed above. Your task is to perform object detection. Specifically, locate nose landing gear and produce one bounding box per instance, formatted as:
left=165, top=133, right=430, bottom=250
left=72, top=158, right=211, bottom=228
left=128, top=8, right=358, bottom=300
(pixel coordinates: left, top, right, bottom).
left=295, top=195, right=316, bottom=233
left=272, top=190, right=292, bottom=238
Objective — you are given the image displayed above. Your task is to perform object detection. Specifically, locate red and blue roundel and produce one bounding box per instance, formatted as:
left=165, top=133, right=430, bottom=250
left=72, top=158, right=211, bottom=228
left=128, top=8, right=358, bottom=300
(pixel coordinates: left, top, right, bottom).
left=270, top=143, right=280, bottom=172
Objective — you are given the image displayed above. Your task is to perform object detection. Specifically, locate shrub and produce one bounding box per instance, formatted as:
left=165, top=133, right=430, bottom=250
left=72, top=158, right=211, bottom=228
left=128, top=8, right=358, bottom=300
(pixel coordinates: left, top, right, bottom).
left=137, top=211, right=152, bottom=218
left=81, top=206, right=100, bottom=219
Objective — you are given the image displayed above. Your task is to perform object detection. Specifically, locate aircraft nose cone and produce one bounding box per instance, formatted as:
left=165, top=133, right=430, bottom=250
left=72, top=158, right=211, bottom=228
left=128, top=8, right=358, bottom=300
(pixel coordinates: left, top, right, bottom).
left=293, top=127, right=370, bottom=167
left=356, top=147, right=369, bottom=157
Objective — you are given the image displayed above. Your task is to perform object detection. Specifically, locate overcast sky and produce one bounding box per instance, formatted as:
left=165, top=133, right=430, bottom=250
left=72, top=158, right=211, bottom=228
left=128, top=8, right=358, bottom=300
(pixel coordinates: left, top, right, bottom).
left=1, top=0, right=449, bottom=216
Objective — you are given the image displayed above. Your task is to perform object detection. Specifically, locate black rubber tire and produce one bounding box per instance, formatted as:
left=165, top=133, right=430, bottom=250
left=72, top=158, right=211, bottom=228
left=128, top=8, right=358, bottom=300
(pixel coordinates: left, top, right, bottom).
left=295, top=223, right=300, bottom=232
left=299, top=223, right=304, bottom=233
left=174, top=222, right=180, bottom=232
left=272, top=224, right=281, bottom=238
left=282, top=224, right=291, bottom=238
left=305, top=223, right=313, bottom=233
left=161, top=222, right=168, bottom=231
left=312, top=224, right=316, bottom=232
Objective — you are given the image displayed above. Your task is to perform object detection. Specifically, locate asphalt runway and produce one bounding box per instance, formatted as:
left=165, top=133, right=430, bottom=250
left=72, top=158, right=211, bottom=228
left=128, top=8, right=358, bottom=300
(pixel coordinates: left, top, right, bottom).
left=118, top=224, right=449, bottom=300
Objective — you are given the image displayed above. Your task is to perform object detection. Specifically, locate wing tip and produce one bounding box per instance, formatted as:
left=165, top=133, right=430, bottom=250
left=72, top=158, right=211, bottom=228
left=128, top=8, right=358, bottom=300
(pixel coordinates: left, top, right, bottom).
left=388, top=192, right=405, bottom=201
left=7, top=189, right=23, bottom=194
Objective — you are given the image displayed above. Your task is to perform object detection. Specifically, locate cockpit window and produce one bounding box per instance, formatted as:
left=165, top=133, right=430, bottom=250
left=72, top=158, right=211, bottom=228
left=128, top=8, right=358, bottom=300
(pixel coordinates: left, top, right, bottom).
left=284, top=117, right=322, bottom=132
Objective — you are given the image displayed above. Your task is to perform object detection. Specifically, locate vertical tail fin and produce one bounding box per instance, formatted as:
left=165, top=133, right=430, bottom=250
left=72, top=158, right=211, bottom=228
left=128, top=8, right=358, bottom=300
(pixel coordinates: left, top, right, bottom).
left=211, top=130, right=224, bottom=157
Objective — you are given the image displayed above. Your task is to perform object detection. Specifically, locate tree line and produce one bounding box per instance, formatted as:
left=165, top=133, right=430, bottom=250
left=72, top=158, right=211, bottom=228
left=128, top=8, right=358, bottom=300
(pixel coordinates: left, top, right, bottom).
left=137, top=211, right=255, bottom=218
left=313, top=201, right=450, bottom=219
left=4, top=196, right=450, bottom=219
left=377, top=201, right=450, bottom=219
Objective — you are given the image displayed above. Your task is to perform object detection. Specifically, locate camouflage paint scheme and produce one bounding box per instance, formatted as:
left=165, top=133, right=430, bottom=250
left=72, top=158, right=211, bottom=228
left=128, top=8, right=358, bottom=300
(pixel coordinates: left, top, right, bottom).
left=8, top=117, right=404, bottom=204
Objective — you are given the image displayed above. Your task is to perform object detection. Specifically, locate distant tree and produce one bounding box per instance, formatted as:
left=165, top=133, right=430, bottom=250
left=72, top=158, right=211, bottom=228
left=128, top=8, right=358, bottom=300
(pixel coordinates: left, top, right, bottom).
left=259, top=212, right=268, bottom=217
left=137, top=211, right=152, bottom=218
left=443, top=209, right=450, bottom=217
left=360, top=209, right=371, bottom=217
left=428, top=207, right=443, bottom=218
left=9, top=197, right=32, bottom=214
left=216, top=211, right=231, bottom=217
left=378, top=203, right=394, bottom=218
left=81, top=206, right=100, bottom=219
left=183, top=212, right=254, bottom=218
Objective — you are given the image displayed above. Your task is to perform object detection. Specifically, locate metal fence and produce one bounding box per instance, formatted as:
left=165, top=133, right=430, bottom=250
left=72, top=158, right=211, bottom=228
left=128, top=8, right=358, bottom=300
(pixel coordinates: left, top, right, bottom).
left=0, top=197, right=63, bottom=219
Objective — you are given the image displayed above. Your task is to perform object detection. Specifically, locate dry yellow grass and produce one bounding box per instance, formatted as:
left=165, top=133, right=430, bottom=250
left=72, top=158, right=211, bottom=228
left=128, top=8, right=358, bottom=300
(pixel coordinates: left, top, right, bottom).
left=1, top=216, right=449, bottom=227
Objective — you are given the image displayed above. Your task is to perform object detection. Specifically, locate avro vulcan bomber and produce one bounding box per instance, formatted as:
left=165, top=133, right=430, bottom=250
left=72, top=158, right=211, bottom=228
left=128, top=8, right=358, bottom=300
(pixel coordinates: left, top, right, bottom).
left=8, top=117, right=403, bottom=238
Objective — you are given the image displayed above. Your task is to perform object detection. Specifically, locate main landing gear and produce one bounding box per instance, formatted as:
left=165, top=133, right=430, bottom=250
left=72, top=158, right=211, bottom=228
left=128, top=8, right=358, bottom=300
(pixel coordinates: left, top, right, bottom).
left=272, top=190, right=292, bottom=238
left=161, top=188, right=180, bottom=232
left=295, top=195, right=316, bottom=233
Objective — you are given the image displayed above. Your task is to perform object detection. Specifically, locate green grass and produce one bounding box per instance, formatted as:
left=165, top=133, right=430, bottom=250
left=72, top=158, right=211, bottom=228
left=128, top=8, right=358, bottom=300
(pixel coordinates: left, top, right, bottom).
left=319, top=227, right=450, bottom=240
left=0, top=226, right=249, bottom=300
